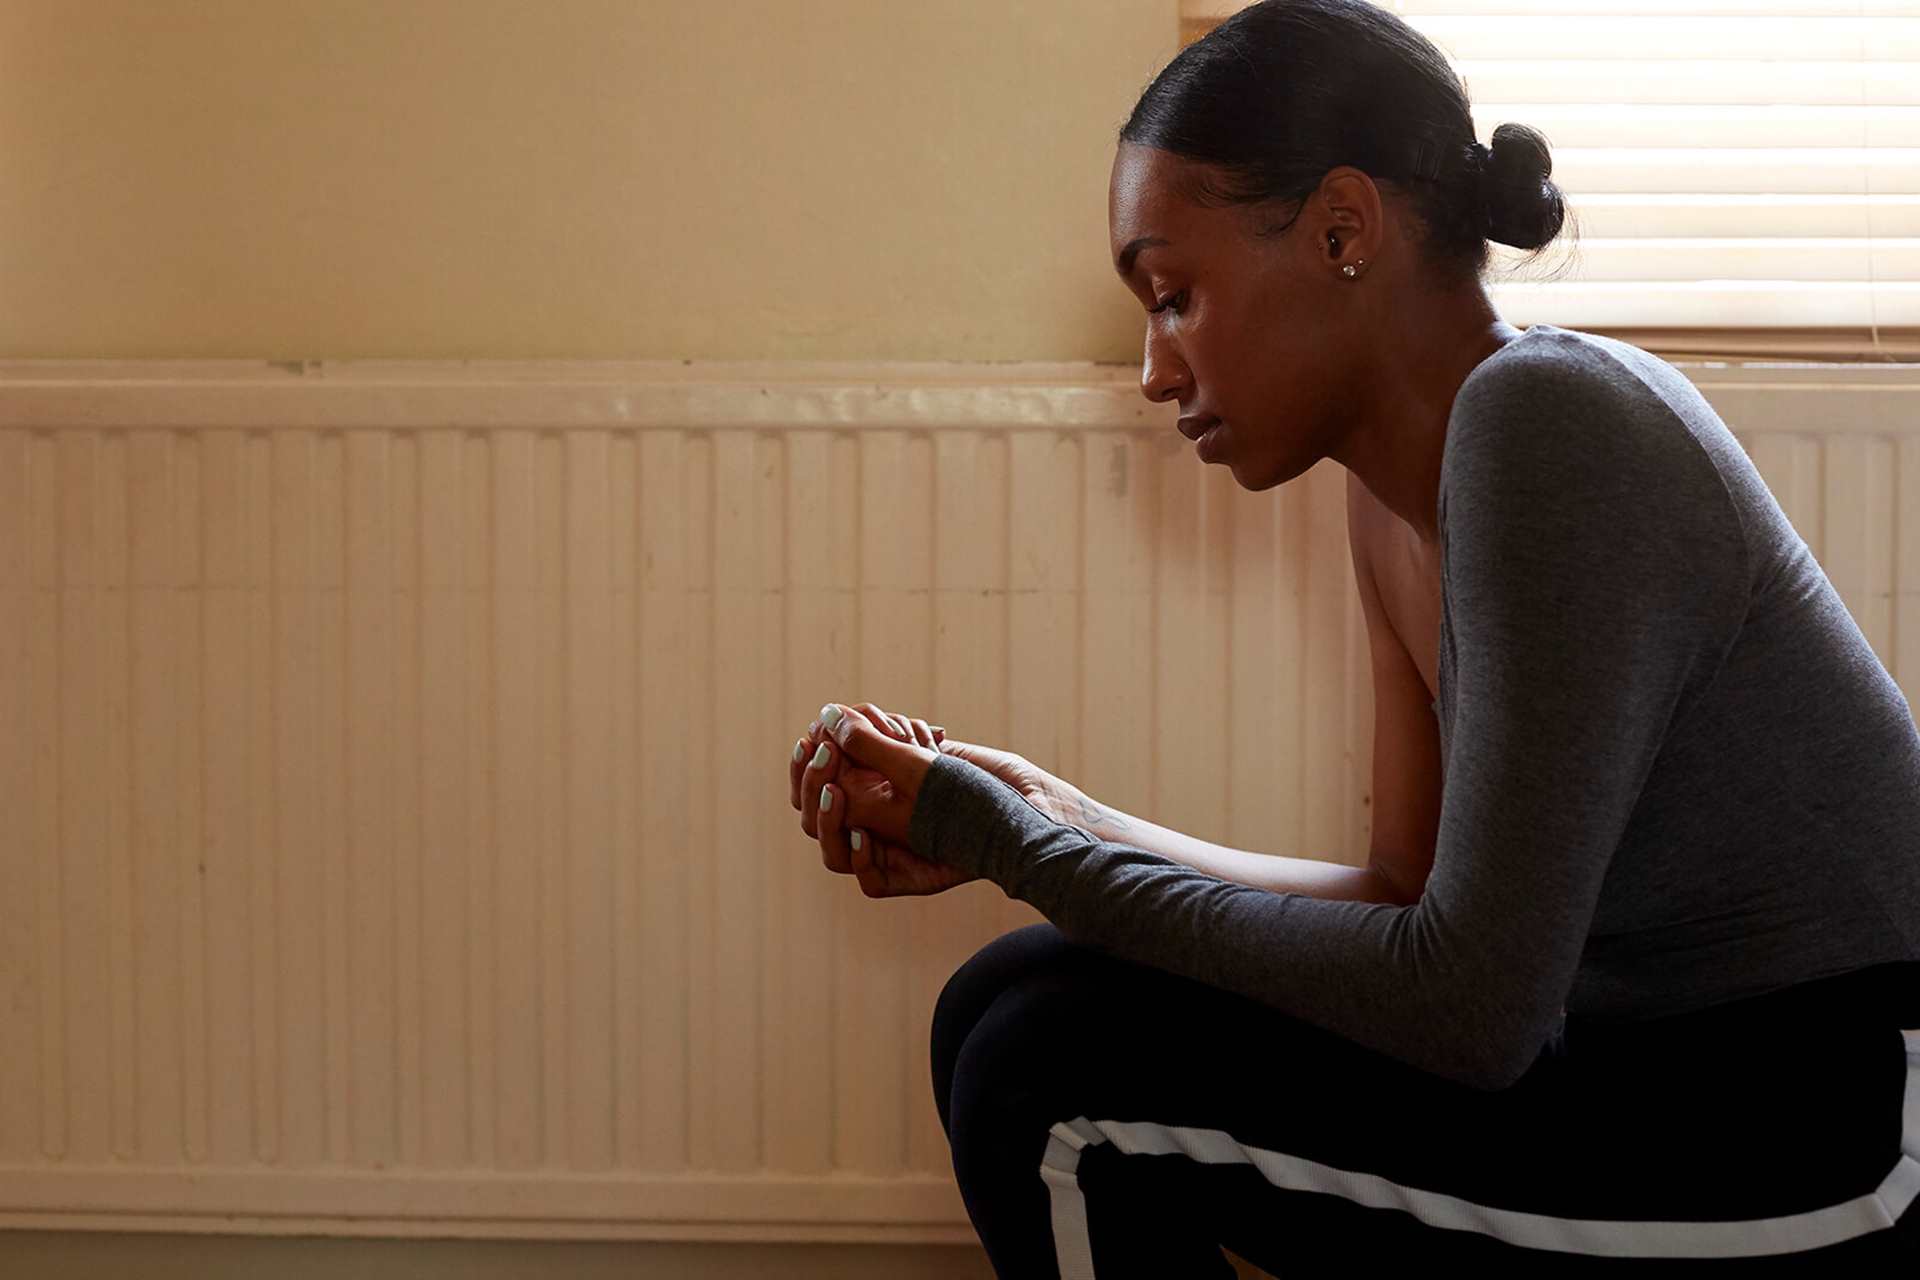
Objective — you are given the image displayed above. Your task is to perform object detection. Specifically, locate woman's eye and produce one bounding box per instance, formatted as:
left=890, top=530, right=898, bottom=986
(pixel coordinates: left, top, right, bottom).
left=1150, top=290, right=1186, bottom=316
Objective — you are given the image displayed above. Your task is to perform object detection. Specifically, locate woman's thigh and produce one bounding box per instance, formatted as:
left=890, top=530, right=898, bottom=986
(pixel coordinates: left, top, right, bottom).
left=935, top=927, right=1919, bottom=1277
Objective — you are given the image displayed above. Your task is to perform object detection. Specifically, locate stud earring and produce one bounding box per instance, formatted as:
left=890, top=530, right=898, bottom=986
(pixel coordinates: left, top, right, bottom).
left=1342, top=259, right=1367, bottom=279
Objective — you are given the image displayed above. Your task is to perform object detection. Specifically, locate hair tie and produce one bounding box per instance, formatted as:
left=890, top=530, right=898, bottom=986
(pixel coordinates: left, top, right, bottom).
left=1469, top=140, right=1497, bottom=234
left=1409, top=137, right=1493, bottom=185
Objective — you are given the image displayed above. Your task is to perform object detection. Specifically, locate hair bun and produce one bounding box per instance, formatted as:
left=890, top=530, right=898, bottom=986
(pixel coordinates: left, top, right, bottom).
left=1481, top=122, right=1565, bottom=252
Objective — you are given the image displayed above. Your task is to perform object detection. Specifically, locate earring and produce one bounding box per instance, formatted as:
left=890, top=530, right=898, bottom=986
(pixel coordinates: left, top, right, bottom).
left=1342, top=259, right=1366, bottom=279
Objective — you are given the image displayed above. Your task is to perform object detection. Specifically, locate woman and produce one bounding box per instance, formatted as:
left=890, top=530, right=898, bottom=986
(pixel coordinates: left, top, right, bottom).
left=786, top=1, right=1920, bottom=1273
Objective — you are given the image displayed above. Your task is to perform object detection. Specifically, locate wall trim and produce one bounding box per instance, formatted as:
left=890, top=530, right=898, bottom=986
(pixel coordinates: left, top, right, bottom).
left=0, top=1166, right=974, bottom=1243
left=0, top=357, right=1916, bottom=432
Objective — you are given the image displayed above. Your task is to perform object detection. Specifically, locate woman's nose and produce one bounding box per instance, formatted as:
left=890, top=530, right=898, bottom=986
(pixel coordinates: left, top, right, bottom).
left=1140, top=337, right=1187, bottom=404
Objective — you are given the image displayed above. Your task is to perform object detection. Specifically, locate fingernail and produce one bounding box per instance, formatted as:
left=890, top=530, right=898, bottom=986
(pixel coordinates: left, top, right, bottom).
left=793, top=739, right=808, bottom=763
left=850, top=830, right=863, bottom=852
left=811, top=742, right=830, bottom=769
left=819, top=784, right=832, bottom=812
left=820, top=704, right=843, bottom=733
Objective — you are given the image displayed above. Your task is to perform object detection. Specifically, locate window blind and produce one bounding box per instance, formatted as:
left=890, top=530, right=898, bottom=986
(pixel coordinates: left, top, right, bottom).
left=1179, top=1, right=1919, bottom=362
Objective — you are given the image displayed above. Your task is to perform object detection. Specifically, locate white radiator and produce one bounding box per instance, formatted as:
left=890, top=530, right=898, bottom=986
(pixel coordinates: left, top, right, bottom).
left=0, top=355, right=1914, bottom=1241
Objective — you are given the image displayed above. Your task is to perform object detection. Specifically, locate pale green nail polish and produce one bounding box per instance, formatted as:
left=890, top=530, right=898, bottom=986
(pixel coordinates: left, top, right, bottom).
left=812, top=742, right=830, bottom=769
left=850, top=831, right=863, bottom=852
left=794, top=739, right=807, bottom=763
left=821, top=705, right=844, bottom=732
left=819, top=784, right=832, bottom=811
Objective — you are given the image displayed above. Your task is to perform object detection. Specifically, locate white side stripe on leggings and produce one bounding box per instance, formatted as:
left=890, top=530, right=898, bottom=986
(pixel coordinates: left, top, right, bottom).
left=1038, top=1028, right=1920, bottom=1275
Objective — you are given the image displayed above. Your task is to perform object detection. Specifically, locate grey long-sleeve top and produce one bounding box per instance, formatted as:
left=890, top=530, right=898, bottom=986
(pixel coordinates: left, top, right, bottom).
left=904, top=323, right=1920, bottom=1091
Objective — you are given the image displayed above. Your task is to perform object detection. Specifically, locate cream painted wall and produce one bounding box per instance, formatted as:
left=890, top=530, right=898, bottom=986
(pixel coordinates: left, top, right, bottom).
left=0, top=0, right=1176, bottom=361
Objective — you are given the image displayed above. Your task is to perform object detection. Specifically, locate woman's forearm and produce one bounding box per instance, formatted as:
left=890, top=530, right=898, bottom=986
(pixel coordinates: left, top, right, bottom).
left=1053, top=786, right=1409, bottom=905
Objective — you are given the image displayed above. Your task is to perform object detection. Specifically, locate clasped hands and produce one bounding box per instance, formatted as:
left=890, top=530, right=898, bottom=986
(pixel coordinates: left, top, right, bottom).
left=787, top=701, right=1082, bottom=899
left=787, top=702, right=966, bottom=898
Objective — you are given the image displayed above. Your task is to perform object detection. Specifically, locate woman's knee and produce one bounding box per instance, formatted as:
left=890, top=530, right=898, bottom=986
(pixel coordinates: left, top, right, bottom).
left=939, top=959, right=1132, bottom=1192
left=930, top=923, right=1086, bottom=1137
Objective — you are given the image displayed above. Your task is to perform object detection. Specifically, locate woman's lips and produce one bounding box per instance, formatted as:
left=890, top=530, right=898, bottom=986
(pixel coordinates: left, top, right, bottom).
left=1177, top=415, right=1219, bottom=441
left=1194, top=420, right=1226, bottom=460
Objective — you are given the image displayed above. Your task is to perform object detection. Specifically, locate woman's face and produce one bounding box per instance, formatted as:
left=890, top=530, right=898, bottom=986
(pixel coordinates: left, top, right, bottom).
left=1109, top=141, right=1370, bottom=490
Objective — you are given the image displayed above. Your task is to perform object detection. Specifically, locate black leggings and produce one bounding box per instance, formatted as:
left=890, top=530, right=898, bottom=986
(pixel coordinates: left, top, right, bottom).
left=931, top=922, right=1920, bottom=1277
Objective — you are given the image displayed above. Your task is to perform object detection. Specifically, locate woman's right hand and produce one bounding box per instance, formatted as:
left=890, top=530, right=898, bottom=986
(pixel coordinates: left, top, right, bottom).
left=792, top=703, right=944, bottom=841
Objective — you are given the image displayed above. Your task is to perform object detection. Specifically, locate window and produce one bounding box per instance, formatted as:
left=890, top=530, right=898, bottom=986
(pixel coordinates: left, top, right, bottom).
left=1181, top=2, right=1918, bottom=362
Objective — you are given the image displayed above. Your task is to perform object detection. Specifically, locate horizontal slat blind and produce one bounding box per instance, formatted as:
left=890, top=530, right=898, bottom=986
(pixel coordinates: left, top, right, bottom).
left=1180, top=2, right=1920, bottom=361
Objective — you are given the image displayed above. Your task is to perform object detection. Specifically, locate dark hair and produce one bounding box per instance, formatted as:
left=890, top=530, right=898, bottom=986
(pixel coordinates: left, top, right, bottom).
left=1119, top=0, right=1577, bottom=286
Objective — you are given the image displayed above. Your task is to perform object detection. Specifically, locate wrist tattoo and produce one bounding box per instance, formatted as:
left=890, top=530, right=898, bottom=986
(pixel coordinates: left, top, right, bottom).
left=1067, top=792, right=1133, bottom=833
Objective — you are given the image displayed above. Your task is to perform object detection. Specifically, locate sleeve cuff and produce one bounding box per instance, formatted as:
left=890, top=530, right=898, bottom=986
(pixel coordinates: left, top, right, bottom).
left=907, top=752, right=1063, bottom=885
